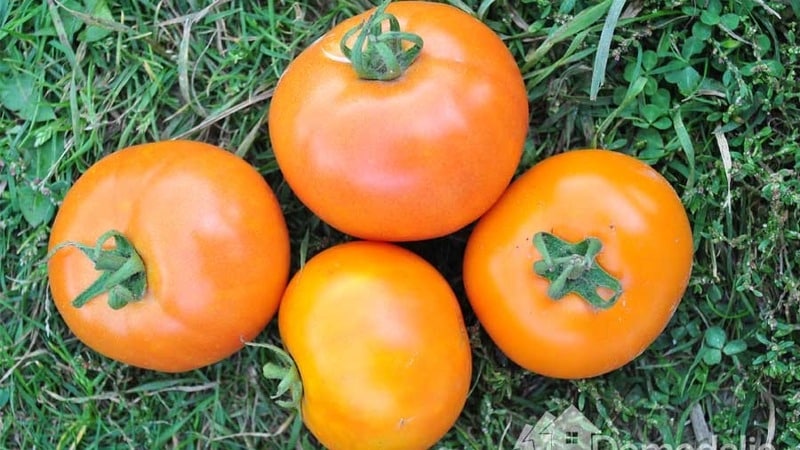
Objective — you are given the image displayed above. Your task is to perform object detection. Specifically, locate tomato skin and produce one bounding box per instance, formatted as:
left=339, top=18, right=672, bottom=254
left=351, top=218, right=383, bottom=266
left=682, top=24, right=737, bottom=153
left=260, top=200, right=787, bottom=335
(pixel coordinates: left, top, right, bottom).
left=278, top=241, right=472, bottom=449
left=48, top=140, right=290, bottom=373
left=268, top=1, right=529, bottom=241
left=463, top=149, right=694, bottom=379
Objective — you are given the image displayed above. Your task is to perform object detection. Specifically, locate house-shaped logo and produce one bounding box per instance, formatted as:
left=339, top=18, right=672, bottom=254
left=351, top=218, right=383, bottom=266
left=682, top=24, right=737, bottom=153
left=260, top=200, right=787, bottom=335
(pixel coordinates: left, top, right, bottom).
left=514, top=405, right=601, bottom=450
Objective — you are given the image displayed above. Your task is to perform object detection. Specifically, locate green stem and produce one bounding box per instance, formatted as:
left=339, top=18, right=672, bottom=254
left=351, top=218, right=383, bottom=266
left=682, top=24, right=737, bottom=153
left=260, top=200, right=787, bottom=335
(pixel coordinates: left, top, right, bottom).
left=48, top=230, right=147, bottom=309
left=532, top=231, right=622, bottom=309
left=340, top=0, right=423, bottom=81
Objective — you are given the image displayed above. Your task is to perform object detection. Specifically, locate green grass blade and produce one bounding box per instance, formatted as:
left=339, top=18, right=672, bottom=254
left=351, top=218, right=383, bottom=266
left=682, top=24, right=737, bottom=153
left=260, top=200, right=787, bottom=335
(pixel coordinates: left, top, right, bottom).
left=523, top=0, right=612, bottom=71
left=672, top=108, right=696, bottom=191
left=593, top=76, right=647, bottom=147
left=590, top=0, right=627, bottom=100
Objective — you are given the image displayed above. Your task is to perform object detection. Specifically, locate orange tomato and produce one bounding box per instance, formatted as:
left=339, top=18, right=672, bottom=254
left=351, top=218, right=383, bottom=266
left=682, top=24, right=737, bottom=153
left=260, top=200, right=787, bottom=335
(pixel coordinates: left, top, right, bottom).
left=268, top=1, right=529, bottom=241
left=48, top=140, right=290, bottom=372
left=463, top=149, right=694, bottom=379
left=278, top=241, right=472, bottom=449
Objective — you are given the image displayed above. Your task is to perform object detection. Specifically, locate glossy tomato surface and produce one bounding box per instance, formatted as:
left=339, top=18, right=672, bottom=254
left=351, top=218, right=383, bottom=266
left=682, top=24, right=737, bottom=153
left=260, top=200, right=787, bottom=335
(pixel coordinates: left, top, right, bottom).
left=48, top=140, right=290, bottom=372
left=279, top=241, right=472, bottom=449
left=268, top=1, right=529, bottom=241
left=463, top=149, right=694, bottom=379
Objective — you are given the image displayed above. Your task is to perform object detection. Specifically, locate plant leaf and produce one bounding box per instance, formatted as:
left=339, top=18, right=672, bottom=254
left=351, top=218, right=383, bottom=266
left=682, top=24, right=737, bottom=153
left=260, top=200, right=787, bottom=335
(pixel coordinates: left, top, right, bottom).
left=650, top=88, right=671, bottom=109
left=651, top=116, right=672, bottom=130
left=723, top=340, right=748, bottom=356
left=640, top=104, right=665, bottom=123
left=0, top=72, right=56, bottom=122
left=691, top=22, right=712, bottom=40
left=24, top=133, right=66, bottom=180
left=0, top=388, right=8, bottom=410
left=719, top=13, right=740, bottom=30
left=700, top=10, right=719, bottom=25
left=642, top=50, right=658, bottom=71
left=704, top=326, right=727, bottom=349
left=664, top=66, right=701, bottom=94
left=682, top=36, right=706, bottom=59
left=81, top=0, right=114, bottom=42
left=16, top=184, right=55, bottom=227
left=0, top=1, right=9, bottom=30
left=702, top=348, right=722, bottom=365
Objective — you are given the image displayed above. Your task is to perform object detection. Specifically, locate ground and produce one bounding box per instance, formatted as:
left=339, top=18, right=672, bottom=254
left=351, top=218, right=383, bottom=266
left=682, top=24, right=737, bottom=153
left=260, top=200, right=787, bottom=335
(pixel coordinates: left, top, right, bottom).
left=1, top=0, right=799, bottom=448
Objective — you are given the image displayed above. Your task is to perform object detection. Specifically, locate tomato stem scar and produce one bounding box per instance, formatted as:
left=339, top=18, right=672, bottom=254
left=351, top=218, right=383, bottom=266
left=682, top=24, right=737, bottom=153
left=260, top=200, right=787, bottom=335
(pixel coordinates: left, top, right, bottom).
left=532, top=231, right=622, bottom=309
left=339, top=0, right=423, bottom=81
left=48, top=230, right=146, bottom=309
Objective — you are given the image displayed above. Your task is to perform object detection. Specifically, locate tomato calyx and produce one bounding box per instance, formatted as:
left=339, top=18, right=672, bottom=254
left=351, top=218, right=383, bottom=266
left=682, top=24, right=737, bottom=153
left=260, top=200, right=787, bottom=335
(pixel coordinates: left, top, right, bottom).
left=48, top=230, right=146, bottom=310
left=340, top=0, right=423, bottom=81
left=532, top=231, right=622, bottom=309
left=257, top=342, right=305, bottom=445
left=261, top=342, right=303, bottom=412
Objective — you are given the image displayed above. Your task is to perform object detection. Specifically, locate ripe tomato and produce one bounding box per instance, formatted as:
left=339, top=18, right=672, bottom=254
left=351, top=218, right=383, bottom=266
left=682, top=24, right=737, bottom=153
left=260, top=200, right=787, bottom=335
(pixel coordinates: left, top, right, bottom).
left=463, top=149, right=694, bottom=379
left=277, top=241, right=472, bottom=449
left=268, top=1, right=529, bottom=241
left=48, top=140, right=290, bottom=372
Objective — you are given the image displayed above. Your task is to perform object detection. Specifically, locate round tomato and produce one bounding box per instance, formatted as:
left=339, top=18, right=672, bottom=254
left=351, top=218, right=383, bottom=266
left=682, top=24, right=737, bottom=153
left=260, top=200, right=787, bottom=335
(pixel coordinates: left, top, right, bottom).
left=48, top=140, right=290, bottom=372
left=463, top=149, right=694, bottom=379
left=277, top=241, right=472, bottom=449
left=268, top=1, right=529, bottom=241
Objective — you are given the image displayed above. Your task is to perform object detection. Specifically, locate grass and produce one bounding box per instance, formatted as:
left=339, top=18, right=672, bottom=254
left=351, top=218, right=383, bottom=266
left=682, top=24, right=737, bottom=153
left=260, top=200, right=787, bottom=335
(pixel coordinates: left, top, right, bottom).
left=1, top=0, right=799, bottom=448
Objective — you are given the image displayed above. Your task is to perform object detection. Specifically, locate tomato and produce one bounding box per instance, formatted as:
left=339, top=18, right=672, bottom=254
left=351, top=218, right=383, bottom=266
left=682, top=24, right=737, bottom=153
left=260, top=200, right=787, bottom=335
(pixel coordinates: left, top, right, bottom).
left=47, top=140, right=290, bottom=372
left=462, top=149, right=694, bottom=379
left=268, top=1, right=529, bottom=241
left=277, top=241, right=472, bottom=449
